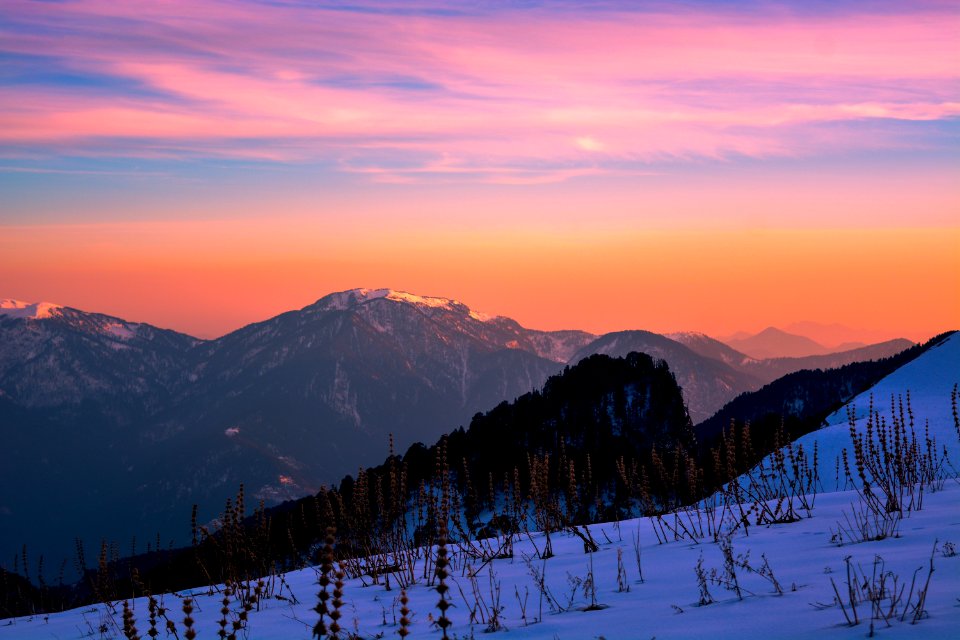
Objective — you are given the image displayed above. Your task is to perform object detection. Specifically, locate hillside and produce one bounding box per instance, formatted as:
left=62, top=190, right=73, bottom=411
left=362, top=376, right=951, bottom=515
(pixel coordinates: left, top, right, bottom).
left=3, top=335, right=958, bottom=638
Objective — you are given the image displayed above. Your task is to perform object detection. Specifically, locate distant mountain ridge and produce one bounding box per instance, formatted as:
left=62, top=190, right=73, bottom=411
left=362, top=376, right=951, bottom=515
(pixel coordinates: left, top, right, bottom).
left=160, top=288, right=596, bottom=497
left=717, top=324, right=909, bottom=360
left=0, top=300, right=198, bottom=410
left=722, top=326, right=833, bottom=359
left=783, top=321, right=898, bottom=348
left=738, top=338, right=914, bottom=382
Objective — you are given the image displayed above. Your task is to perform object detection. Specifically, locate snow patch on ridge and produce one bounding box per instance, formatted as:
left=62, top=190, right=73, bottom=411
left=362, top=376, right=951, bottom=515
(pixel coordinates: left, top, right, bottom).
left=317, top=288, right=495, bottom=322
left=666, top=330, right=709, bottom=341
left=385, top=290, right=456, bottom=309
left=0, top=299, right=62, bottom=319
left=2, top=298, right=140, bottom=341
left=317, top=288, right=391, bottom=310
left=103, top=322, right=137, bottom=340
left=469, top=309, right=494, bottom=321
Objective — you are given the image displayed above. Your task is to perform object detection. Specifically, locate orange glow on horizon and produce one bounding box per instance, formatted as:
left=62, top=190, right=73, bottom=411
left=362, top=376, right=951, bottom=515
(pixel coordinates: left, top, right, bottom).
left=3, top=1, right=957, bottom=346
left=1, top=220, right=956, bottom=342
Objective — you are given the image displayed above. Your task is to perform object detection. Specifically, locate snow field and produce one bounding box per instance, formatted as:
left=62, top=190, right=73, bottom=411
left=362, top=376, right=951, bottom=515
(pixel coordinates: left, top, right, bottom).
left=3, top=480, right=958, bottom=640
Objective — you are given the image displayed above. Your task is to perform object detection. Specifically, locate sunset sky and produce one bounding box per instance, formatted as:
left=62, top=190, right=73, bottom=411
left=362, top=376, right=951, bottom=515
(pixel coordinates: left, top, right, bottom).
left=1, top=0, right=957, bottom=340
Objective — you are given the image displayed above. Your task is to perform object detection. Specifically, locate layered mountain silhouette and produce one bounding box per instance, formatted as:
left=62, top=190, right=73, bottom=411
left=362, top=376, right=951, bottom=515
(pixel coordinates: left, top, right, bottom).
left=721, top=326, right=829, bottom=359
left=783, top=321, right=897, bottom=349
left=572, top=331, right=761, bottom=422
left=0, top=289, right=915, bottom=576
left=719, top=324, right=914, bottom=360
left=577, top=330, right=913, bottom=422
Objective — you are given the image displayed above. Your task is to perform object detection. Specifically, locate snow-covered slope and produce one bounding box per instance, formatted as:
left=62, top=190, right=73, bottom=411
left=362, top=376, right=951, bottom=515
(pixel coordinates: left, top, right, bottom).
left=823, top=333, right=958, bottom=429
left=308, top=288, right=595, bottom=362
left=3, top=482, right=957, bottom=639
left=0, top=299, right=62, bottom=320
left=786, top=332, right=959, bottom=490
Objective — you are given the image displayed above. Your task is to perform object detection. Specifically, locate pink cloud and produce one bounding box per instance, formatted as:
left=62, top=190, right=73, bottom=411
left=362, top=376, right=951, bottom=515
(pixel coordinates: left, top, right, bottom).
left=1, top=1, right=958, bottom=177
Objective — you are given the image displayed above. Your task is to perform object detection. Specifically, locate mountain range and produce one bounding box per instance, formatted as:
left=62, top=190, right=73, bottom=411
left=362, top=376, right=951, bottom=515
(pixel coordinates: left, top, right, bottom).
left=717, top=325, right=899, bottom=359
left=0, top=290, right=915, bottom=574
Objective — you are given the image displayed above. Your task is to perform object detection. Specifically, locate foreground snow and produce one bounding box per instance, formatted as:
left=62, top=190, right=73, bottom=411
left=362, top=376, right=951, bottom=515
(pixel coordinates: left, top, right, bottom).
left=3, top=480, right=959, bottom=639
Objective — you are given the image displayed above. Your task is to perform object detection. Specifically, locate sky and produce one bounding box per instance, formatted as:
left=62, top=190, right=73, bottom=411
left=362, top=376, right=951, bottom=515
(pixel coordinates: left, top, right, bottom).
left=1, top=0, right=958, bottom=340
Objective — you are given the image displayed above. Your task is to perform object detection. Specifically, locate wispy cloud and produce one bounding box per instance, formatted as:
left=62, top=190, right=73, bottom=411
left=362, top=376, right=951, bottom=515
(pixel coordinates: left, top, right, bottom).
left=1, top=0, right=957, bottom=181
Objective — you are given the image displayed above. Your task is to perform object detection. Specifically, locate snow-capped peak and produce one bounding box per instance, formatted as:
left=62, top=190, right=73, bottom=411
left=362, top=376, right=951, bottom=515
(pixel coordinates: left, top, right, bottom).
left=665, top=331, right=711, bottom=342
left=314, top=288, right=391, bottom=310
left=0, top=298, right=62, bottom=320
left=315, top=288, right=494, bottom=321
left=384, top=290, right=456, bottom=309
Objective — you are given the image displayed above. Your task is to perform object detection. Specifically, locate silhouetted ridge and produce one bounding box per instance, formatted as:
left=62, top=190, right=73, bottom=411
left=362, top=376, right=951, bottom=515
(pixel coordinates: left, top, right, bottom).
left=351, top=351, right=694, bottom=506
left=570, top=330, right=762, bottom=422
